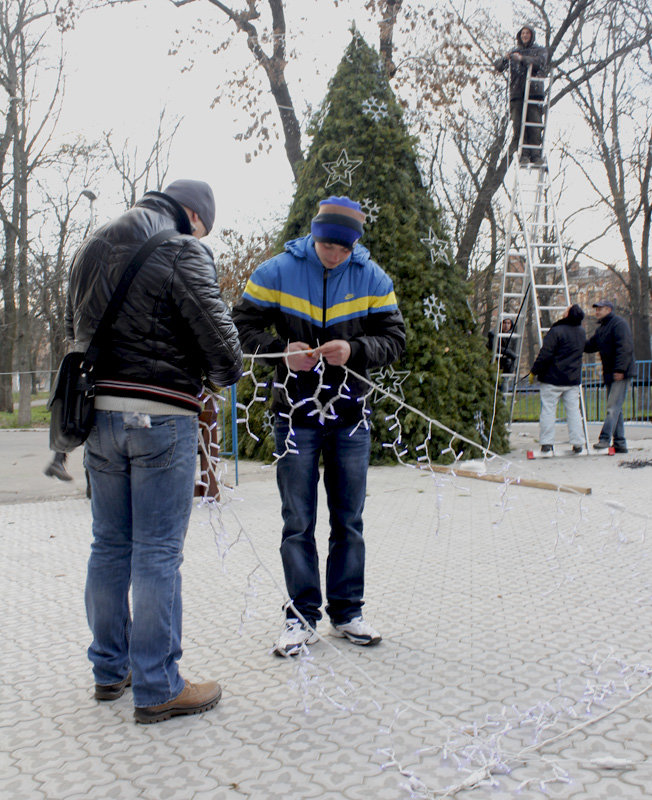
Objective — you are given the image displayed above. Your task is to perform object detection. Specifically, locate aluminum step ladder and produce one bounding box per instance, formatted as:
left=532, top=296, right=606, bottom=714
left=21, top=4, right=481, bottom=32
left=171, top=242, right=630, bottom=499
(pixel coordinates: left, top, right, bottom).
left=492, top=65, right=590, bottom=451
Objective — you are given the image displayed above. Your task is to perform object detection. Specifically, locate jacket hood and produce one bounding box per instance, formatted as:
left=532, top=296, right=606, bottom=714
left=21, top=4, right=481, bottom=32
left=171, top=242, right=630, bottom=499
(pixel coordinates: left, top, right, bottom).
left=516, top=26, right=535, bottom=47
left=284, top=234, right=371, bottom=268
left=566, top=303, right=585, bottom=325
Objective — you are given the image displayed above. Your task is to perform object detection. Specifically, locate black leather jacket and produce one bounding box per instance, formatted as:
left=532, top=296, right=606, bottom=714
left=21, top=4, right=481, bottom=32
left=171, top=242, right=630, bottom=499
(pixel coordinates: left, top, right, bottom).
left=65, top=192, right=243, bottom=411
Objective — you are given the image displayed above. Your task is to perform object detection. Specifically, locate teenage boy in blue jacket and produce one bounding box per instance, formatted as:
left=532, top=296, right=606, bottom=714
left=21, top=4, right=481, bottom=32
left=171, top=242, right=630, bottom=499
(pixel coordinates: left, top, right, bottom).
left=233, top=196, right=405, bottom=656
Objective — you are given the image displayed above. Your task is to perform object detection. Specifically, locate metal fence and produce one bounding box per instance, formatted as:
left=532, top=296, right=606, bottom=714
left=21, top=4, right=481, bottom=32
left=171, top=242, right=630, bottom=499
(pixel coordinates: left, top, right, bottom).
left=512, top=360, right=652, bottom=424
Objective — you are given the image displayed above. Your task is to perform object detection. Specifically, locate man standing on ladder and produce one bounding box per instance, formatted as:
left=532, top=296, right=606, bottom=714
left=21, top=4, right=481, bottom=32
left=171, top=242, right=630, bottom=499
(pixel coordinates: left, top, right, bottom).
left=494, top=26, right=548, bottom=165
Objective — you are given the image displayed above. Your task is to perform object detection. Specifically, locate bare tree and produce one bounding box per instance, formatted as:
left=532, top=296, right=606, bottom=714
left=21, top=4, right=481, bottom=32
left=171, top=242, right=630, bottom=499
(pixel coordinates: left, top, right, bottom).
left=563, top=1, right=651, bottom=358
left=104, top=107, right=181, bottom=209
left=33, top=137, right=102, bottom=371
left=0, top=0, right=69, bottom=419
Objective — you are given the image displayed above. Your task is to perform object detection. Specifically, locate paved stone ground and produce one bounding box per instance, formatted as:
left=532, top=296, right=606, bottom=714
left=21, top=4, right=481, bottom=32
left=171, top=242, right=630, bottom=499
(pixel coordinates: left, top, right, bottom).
left=1, top=424, right=651, bottom=799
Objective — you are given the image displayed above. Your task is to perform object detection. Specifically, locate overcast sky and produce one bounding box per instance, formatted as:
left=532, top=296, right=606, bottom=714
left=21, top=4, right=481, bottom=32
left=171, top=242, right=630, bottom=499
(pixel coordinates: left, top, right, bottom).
left=54, top=0, right=623, bottom=266
left=58, top=0, right=385, bottom=238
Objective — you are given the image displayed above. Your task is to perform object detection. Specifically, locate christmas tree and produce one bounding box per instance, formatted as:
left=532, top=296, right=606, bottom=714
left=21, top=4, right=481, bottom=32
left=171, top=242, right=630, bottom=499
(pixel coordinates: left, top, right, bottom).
left=235, top=31, right=508, bottom=462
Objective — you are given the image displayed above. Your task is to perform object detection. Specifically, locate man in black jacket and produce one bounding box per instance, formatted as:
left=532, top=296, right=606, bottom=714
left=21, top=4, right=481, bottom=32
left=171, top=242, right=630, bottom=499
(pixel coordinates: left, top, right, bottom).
left=530, top=304, right=586, bottom=454
left=494, top=26, right=548, bottom=164
left=584, top=299, right=635, bottom=453
left=66, top=180, right=243, bottom=723
left=232, top=197, right=405, bottom=657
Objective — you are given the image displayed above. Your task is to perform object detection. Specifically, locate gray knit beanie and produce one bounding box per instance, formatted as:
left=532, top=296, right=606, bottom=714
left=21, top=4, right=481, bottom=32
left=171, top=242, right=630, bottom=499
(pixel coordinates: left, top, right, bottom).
left=163, top=179, right=215, bottom=233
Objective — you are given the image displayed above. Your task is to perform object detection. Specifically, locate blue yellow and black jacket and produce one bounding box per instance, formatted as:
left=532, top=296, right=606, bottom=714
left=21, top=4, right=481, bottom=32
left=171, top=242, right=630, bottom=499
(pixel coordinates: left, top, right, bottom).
left=232, top=235, right=405, bottom=426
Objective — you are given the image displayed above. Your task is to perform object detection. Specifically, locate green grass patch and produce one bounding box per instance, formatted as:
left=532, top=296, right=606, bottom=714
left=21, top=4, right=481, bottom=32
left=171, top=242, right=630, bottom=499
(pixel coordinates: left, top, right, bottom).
left=0, top=405, right=50, bottom=429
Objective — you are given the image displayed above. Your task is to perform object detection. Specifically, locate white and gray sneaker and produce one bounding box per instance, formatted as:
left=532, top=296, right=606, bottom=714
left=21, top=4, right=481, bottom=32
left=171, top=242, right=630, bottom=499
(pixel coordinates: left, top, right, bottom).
left=273, top=618, right=318, bottom=657
left=331, top=616, right=382, bottom=646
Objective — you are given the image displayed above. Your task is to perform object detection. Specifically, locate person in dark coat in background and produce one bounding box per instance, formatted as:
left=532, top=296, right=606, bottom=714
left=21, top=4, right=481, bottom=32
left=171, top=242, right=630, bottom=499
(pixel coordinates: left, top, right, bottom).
left=530, top=304, right=586, bottom=454
left=584, top=300, right=635, bottom=453
left=494, top=25, right=549, bottom=164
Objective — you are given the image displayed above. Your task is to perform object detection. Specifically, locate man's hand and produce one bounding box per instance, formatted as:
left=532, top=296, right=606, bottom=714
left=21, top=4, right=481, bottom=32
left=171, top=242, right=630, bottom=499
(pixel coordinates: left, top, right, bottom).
left=284, top=341, right=318, bottom=372
left=613, top=371, right=625, bottom=381
left=512, top=52, right=522, bottom=61
left=315, top=340, right=351, bottom=366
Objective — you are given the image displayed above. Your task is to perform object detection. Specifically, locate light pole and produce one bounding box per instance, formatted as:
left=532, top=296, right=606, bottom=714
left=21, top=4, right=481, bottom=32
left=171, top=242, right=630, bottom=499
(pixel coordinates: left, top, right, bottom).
left=80, top=189, right=97, bottom=237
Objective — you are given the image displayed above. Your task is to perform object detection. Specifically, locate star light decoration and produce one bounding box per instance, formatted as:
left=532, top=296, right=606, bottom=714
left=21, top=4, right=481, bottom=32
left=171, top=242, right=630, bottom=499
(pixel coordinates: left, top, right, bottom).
left=423, top=294, right=447, bottom=329
left=360, top=197, right=381, bottom=224
left=322, top=149, right=363, bottom=188
left=368, top=365, right=410, bottom=403
left=420, top=226, right=453, bottom=267
left=361, top=95, right=389, bottom=122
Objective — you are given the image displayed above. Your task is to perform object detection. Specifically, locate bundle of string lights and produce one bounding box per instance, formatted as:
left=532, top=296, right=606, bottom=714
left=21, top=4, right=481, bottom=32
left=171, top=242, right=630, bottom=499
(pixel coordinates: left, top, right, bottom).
left=192, top=347, right=652, bottom=799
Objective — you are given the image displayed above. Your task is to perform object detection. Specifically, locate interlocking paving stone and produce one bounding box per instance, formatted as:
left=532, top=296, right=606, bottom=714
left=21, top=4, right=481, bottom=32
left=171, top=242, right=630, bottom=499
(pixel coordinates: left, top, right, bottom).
left=3, top=439, right=652, bottom=799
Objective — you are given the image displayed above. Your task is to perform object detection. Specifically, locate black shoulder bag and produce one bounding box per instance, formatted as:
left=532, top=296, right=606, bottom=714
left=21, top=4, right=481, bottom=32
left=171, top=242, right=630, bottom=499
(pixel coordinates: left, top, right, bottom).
left=48, top=228, right=178, bottom=453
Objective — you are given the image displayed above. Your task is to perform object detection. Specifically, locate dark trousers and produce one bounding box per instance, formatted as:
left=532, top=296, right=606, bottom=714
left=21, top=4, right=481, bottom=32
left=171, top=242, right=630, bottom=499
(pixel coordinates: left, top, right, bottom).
left=274, top=419, right=371, bottom=626
left=510, top=100, right=543, bottom=160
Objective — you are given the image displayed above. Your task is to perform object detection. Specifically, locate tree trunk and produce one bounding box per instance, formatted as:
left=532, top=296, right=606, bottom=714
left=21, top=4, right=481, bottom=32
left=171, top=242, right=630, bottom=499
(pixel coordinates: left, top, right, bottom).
left=455, top=121, right=509, bottom=275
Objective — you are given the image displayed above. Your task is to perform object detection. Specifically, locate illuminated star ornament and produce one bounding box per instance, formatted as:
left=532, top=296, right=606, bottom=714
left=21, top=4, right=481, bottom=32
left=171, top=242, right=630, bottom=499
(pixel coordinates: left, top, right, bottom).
left=369, top=365, right=410, bottom=402
left=423, top=294, right=447, bottom=330
left=322, top=149, right=363, bottom=188
left=361, top=96, right=388, bottom=122
left=420, top=227, right=453, bottom=266
left=360, top=198, right=381, bottom=224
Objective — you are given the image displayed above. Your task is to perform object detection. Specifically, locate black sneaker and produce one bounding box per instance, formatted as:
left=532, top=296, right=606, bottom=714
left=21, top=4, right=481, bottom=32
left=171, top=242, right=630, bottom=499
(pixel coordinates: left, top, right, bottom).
left=593, top=441, right=610, bottom=450
left=571, top=445, right=583, bottom=454
left=540, top=444, right=554, bottom=454
left=614, top=446, right=628, bottom=453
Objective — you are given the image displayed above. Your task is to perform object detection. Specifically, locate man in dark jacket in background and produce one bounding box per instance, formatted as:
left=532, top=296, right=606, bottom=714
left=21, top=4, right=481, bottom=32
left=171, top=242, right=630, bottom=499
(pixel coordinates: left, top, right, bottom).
left=494, top=25, right=548, bottom=164
left=232, top=196, right=405, bottom=657
left=531, top=304, right=586, bottom=454
left=584, top=299, right=635, bottom=453
left=66, top=180, right=243, bottom=723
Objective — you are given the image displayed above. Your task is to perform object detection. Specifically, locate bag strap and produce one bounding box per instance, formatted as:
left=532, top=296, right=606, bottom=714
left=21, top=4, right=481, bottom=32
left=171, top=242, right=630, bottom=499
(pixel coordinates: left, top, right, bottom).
left=84, top=228, right=179, bottom=367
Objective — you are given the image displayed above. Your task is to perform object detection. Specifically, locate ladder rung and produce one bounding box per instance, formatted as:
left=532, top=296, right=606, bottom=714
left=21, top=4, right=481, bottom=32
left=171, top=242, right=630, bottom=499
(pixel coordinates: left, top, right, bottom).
left=523, top=122, right=545, bottom=127
left=534, top=284, right=565, bottom=290
left=539, top=305, right=567, bottom=311
left=505, top=272, right=525, bottom=277
left=504, top=292, right=523, bottom=298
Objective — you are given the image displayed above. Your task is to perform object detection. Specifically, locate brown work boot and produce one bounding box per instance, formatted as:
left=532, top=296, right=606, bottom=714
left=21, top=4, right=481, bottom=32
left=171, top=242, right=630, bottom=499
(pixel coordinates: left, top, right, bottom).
left=134, top=679, right=222, bottom=724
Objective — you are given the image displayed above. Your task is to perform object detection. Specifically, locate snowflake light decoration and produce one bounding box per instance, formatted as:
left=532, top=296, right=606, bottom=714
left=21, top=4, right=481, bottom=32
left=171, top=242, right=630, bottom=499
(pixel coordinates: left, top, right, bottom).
left=368, top=365, right=410, bottom=403
left=423, top=294, right=447, bottom=330
left=262, top=409, right=275, bottom=433
left=315, top=101, right=330, bottom=131
left=474, top=410, right=487, bottom=443
left=361, top=96, right=389, bottom=122
left=420, top=227, right=453, bottom=266
left=322, top=149, right=363, bottom=188
left=360, top=197, right=381, bottom=224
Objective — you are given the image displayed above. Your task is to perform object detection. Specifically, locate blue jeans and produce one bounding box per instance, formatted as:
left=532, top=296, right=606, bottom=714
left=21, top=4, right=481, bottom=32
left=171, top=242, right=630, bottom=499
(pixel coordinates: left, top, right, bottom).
left=84, top=411, right=198, bottom=707
left=274, top=420, right=371, bottom=626
left=599, top=379, right=631, bottom=447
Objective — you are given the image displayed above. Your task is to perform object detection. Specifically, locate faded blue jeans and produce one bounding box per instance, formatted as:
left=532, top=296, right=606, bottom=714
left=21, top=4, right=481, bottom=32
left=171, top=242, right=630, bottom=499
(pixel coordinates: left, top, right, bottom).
left=84, top=410, right=198, bottom=707
left=274, top=419, right=371, bottom=627
left=599, top=379, right=631, bottom=448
